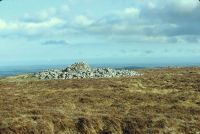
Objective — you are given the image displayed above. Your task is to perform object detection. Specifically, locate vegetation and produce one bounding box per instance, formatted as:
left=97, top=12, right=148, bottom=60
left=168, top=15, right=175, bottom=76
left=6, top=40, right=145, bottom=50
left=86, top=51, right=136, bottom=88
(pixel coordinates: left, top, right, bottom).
left=0, top=67, right=200, bottom=134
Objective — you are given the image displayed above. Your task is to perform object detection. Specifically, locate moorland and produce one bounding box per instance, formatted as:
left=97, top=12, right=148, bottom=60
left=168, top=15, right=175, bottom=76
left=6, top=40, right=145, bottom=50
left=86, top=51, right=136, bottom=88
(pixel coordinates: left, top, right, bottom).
left=0, top=67, right=200, bottom=134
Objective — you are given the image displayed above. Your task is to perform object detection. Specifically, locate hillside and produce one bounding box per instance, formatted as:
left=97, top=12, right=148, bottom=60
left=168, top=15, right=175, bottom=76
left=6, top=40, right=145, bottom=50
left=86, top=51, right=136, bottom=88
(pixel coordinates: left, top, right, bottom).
left=0, top=67, right=200, bottom=134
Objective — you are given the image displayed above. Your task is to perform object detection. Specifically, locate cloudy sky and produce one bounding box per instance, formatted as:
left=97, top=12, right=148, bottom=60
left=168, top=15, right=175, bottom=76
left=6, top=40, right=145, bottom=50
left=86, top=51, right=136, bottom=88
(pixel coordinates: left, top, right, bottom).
left=0, top=0, right=200, bottom=66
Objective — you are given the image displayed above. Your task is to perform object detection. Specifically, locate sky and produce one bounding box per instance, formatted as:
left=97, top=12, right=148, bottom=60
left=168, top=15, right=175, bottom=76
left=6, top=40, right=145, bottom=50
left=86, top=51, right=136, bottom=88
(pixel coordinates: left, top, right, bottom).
left=0, top=0, right=200, bottom=66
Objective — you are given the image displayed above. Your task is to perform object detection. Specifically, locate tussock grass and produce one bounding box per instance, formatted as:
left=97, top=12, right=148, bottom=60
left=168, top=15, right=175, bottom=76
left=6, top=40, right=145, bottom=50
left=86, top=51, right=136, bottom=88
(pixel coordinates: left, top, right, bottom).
left=0, top=67, right=200, bottom=134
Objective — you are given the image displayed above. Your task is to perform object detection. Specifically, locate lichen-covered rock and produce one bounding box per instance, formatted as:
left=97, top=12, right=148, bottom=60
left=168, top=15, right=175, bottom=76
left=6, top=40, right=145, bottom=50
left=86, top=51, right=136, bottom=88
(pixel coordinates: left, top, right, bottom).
left=34, top=62, right=141, bottom=80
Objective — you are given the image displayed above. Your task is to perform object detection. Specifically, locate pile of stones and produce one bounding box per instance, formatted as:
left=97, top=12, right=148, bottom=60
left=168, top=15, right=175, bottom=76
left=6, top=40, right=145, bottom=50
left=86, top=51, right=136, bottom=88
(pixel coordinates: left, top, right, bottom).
left=34, top=62, right=141, bottom=80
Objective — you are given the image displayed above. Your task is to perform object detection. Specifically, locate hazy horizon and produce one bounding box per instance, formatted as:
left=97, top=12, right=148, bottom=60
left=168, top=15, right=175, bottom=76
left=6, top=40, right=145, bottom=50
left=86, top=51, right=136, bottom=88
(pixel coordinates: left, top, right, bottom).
left=0, top=56, right=200, bottom=67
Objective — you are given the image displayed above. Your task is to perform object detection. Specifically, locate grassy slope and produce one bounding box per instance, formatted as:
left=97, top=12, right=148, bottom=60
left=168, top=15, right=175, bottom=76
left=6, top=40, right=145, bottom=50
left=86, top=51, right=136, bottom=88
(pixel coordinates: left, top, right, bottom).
left=0, top=68, right=200, bottom=134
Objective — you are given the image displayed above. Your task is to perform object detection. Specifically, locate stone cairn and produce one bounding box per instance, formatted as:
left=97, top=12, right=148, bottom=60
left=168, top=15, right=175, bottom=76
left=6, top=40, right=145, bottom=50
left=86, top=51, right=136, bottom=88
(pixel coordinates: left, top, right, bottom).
left=34, top=62, right=141, bottom=80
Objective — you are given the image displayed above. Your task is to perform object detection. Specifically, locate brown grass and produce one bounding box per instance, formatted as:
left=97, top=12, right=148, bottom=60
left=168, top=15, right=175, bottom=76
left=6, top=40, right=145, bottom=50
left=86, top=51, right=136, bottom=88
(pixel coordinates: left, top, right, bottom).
left=0, top=67, right=200, bottom=134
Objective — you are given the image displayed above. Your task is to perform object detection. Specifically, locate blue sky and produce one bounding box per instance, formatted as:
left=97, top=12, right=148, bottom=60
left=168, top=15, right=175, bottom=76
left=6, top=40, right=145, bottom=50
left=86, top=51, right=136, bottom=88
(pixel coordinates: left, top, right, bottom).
left=0, top=0, right=200, bottom=66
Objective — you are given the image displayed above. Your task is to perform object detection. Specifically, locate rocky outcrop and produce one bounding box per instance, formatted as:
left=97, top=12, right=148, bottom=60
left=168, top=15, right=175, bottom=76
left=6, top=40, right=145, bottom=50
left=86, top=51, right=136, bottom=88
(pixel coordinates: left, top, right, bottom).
left=34, top=62, right=141, bottom=80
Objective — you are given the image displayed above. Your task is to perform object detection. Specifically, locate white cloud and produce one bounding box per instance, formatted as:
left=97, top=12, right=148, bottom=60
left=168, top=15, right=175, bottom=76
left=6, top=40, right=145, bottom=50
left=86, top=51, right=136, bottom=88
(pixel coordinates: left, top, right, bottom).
left=23, top=4, right=70, bottom=23
left=60, top=5, right=70, bottom=12
left=0, top=17, right=64, bottom=32
left=123, top=7, right=140, bottom=17
left=75, top=15, right=93, bottom=26
left=23, top=17, right=64, bottom=29
left=147, top=2, right=157, bottom=9
left=0, top=19, right=7, bottom=30
left=0, top=19, right=19, bottom=30
left=41, top=8, right=56, bottom=18
left=172, top=1, right=199, bottom=13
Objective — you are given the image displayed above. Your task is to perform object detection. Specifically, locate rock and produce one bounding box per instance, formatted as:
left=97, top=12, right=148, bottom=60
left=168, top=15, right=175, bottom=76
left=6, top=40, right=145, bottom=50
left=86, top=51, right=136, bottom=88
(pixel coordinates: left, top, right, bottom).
left=64, top=62, right=91, bottom=72
left=34, top=62, right=141, bottom=80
